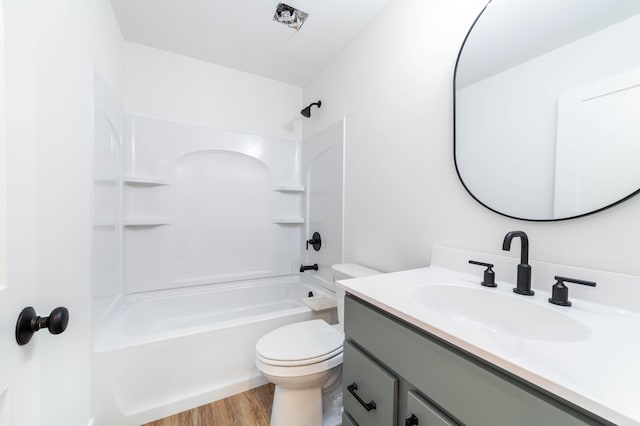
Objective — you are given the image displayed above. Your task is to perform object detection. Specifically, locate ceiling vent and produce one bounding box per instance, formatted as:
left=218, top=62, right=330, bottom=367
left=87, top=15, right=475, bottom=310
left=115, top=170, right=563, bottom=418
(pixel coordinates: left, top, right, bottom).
left=273, top=3, right=309, bottom=31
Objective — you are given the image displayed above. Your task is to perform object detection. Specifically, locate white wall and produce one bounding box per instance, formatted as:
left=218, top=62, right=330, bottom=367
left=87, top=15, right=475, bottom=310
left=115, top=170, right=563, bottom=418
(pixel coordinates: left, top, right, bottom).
left=3, top=1, right=123, bottom=425
left=124, top=42, right=303, bottom=142
left=303, top=0, right=640, bottom=278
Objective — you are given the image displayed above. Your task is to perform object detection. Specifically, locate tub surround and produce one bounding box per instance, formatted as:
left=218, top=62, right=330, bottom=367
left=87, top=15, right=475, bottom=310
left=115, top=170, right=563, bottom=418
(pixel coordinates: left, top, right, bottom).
left=338, top=246, right=640, bottom=425
left=93, top=113, right=346, bottom=300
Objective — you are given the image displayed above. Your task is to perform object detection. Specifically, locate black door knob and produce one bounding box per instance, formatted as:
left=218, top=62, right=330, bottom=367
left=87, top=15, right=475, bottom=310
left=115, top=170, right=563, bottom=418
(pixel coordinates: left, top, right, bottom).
left=15, top=306, right=69, bottom=345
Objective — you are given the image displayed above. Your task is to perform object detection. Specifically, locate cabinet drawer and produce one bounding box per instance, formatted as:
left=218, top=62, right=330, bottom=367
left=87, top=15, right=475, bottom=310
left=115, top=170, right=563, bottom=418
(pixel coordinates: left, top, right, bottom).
left=342, top=412, right=358, bottom=426
left=406, top=390, right=455, bottom=426
left=345, top=295, right=602, bottom=426
left=343, top=340, right=398, bottom=426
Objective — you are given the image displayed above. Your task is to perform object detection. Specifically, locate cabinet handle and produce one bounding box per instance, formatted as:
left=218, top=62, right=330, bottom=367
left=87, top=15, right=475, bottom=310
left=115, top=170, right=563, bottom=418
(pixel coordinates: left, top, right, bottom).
left=347, top=382, right=377, bottom=411
left=405, top=413, right=419, bottom=425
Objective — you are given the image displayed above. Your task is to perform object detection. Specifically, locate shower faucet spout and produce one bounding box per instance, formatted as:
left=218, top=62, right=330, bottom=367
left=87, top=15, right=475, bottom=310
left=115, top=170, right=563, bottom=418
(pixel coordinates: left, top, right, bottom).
left=300, top=264, right=319, bottom=273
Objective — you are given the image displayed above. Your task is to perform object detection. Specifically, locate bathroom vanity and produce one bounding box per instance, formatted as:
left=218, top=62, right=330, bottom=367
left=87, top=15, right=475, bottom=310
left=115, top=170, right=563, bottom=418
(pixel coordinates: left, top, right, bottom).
left=338, top=247, right=640, bottom=426
left=343, top=296, right=604, bottom=426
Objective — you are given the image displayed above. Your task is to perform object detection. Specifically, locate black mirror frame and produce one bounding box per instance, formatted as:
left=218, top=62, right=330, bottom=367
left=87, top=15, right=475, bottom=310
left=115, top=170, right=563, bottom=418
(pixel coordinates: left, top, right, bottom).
left=453, top=0, right=640, bottom=222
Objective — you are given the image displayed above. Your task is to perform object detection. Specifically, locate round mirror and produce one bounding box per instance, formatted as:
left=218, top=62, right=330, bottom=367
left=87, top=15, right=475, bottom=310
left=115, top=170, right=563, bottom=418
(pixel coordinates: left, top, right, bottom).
left=454, top=0, right=640, bottom=221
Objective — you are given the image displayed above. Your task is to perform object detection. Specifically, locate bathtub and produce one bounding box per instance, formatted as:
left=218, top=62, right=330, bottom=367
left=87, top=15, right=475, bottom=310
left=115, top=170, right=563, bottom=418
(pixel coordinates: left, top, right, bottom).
left=91, top=275, right=337, bottom=426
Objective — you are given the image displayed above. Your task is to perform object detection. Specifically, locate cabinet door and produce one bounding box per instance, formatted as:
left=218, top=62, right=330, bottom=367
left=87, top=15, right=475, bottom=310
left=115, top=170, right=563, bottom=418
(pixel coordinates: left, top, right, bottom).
left=343, top=341, right=398, bottom=426
left=405, top=390, right=455, bottom=426
left=343, top=412, right=358, bottom=426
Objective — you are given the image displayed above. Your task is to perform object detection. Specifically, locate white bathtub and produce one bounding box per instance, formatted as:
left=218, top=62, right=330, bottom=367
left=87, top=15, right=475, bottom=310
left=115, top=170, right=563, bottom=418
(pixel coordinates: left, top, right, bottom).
left=91, top=275, right=337, bottom=426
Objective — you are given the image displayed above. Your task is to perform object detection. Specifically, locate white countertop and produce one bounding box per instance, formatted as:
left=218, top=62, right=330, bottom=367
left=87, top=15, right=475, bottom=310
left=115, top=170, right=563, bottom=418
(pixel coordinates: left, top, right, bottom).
left=337, top=247, right=640, bottom=426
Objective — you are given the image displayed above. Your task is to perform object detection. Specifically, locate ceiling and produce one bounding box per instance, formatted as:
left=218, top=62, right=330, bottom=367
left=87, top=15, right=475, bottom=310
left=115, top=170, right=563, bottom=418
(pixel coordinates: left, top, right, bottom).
left=457, top=0, right=640, bottom=88
left=110, top=0, right=391, bottom=86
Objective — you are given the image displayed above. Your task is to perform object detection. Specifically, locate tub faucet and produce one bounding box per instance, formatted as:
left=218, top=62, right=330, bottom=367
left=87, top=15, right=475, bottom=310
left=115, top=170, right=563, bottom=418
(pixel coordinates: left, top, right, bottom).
left=502, top=231, right=534, bottom=296
left=300, top=264, right=319, bottom=273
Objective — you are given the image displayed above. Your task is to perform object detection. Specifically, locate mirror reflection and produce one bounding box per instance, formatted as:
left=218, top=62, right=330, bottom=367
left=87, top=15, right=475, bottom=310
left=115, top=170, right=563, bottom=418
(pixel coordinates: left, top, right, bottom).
left=455, top=0, right=640, bottom=220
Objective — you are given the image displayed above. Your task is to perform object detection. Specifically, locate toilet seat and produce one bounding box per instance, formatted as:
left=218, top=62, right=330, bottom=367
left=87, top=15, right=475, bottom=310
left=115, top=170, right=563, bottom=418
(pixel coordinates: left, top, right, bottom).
left=256, top=319, right=344, bottom=365
left=256, top=351, right=343, bottom=378
left=257, top=346, right=343, bottom=367
left=255, top=320, right=344, bottom=379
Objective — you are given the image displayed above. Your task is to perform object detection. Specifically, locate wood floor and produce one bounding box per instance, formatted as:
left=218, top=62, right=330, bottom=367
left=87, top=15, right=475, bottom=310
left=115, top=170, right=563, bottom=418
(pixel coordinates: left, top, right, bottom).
left=143, top=384, right=275, bottom=426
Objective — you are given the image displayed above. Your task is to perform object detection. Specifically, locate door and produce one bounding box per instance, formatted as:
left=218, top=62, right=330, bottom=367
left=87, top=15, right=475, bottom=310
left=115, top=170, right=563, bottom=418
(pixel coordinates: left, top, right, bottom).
left=1, top=1, right=92, bottom=425
left=0, top=0, right=40, bottom=426
left=0, top=1, right=41, bottom=424
left=0, top=3, right=10, bottom=423
left=554, top=67, right=640, bottom=217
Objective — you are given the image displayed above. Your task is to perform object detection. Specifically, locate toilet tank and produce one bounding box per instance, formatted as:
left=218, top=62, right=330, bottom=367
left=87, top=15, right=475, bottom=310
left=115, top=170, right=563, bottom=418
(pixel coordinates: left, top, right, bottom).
left=331, top=264, right=381, bottom=330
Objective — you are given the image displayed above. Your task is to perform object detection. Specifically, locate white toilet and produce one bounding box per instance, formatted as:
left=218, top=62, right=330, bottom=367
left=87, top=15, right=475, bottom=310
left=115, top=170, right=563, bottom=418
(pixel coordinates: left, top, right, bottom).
left=255, top=263, right=381, bottom=426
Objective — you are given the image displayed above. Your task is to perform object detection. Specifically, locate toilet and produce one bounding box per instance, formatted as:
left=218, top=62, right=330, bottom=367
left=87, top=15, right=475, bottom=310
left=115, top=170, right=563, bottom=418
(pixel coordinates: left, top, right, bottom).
left=255, top=263, right=381, bottom=426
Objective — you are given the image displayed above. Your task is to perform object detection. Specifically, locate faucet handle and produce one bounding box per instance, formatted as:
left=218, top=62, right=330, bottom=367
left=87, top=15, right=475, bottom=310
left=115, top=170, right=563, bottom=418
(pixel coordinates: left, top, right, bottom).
left=306, top=232, right=322, bottom=251
left=469, top=260, right=496, bottom=288
left=548, top=276, right=596, bottom=307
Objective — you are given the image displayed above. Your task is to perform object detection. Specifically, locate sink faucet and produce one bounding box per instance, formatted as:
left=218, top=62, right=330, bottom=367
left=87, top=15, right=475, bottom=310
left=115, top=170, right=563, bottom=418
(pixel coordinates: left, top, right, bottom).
left=502, top=231, right=534, bottom=296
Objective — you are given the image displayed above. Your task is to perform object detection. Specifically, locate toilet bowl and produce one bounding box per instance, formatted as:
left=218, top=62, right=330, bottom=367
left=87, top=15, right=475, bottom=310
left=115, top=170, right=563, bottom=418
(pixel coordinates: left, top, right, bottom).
left=255, top=264, right=381, bottom=426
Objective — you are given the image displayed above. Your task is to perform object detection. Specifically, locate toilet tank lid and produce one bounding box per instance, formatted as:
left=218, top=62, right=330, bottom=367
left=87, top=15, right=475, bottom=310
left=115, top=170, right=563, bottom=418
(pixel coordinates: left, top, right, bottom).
left=331, top=263, right=381, bottom=278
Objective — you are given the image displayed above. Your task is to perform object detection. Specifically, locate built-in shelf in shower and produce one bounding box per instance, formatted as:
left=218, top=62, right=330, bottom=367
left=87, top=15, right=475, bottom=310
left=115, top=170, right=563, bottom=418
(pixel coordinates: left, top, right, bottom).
left=124, top=176, right=171, bottom=186
left=273, top=185, right=304, bottom=192
left=273, top=217, right=304, bottom=224
left=124, top=217, right=172, bottom=226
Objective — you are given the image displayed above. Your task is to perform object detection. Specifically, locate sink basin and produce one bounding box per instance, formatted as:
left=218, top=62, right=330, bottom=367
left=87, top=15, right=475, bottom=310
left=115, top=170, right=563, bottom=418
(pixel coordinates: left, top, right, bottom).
left=411, top=285, right=591, bottom=342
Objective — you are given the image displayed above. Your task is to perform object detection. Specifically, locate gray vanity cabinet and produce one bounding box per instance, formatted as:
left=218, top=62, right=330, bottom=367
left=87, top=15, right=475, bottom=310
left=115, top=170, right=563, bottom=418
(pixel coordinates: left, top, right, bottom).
left=343, top=341, right=397, bottom=425
left=342, top=295, right=611, bottom=426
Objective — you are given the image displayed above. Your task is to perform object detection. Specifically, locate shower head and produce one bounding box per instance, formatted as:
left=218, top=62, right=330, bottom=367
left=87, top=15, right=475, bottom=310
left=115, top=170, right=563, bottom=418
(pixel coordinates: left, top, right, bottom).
left=301, top=101, right=321, bottom=118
